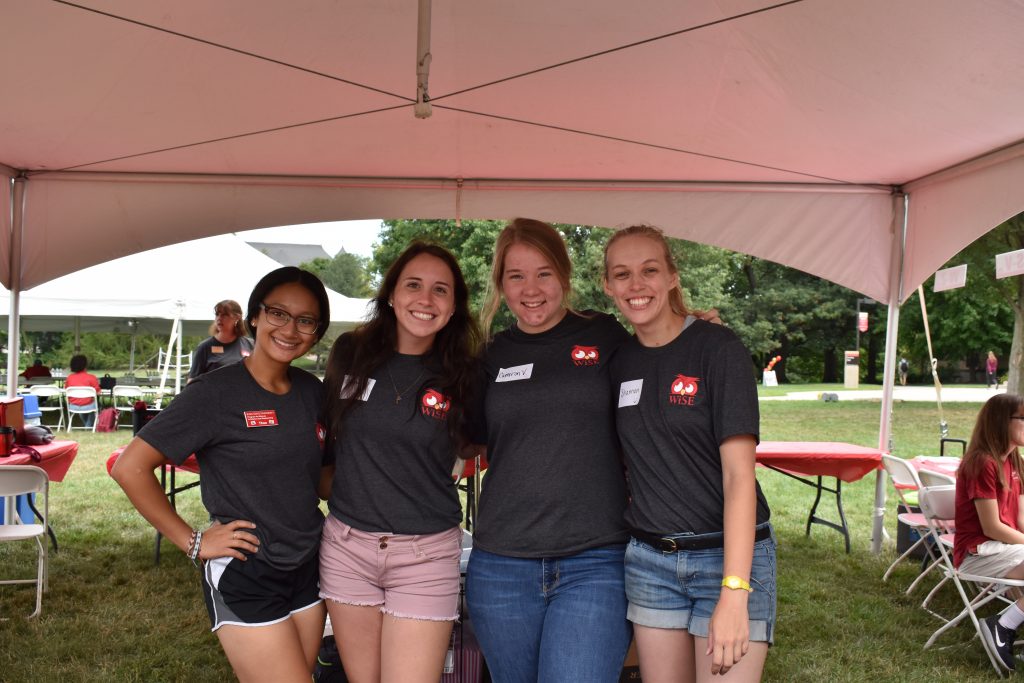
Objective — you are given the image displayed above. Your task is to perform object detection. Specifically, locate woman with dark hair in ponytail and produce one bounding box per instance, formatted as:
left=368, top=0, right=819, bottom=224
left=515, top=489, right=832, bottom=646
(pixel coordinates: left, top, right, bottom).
left=319, top=241, right=482, bottom=683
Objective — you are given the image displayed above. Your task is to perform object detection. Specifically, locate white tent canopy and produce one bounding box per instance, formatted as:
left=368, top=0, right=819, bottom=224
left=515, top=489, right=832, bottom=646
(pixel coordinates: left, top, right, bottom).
left=1, top=1, right=1022, bottom=299
left=4, top=1, right=1024, bottom=552
left=0, top=233, right=371, bottom=337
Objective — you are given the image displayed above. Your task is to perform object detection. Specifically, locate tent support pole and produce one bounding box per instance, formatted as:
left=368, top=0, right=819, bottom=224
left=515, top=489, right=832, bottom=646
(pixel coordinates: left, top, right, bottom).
left=871, top=193, right=908, bottom=553
left=414, top=0, right=432, bottom=119
left=175, top=305, right=183, bottom=396
left=6, top=176, right=26, bottom=398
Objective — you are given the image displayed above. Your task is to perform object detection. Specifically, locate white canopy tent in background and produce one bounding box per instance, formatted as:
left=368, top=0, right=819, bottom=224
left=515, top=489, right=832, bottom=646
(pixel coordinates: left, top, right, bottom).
left=3, top=0, right=1024, bottom=551
left=0, top=233, right=371, bottom=391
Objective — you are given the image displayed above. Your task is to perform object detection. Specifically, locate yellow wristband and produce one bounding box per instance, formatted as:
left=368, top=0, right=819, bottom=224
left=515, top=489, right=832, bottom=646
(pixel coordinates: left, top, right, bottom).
left=721, top=575, right=752, bottom=592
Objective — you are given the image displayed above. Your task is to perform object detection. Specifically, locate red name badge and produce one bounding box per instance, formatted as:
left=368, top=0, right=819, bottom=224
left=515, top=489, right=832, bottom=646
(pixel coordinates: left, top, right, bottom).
left=243, top=410, right=279, bottom=428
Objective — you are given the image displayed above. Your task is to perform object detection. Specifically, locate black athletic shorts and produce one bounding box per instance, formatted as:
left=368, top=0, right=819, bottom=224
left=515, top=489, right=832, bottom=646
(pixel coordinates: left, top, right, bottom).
left=201, top=551, right=321, bottom=631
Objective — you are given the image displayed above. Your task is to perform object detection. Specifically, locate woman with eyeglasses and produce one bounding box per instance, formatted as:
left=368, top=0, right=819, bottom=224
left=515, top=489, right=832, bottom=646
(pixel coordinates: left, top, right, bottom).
left=318, top=242, right=481, bottom=683
left=113, top=266, right=332, bottom=683
left=187, top=299, right=253, bottom=382
left=954, top=393, right=1024, bottom=672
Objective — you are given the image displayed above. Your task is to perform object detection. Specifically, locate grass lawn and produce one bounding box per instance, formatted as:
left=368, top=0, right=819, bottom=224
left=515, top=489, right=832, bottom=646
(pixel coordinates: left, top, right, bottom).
left=0, top=401, right=1002, bottom=681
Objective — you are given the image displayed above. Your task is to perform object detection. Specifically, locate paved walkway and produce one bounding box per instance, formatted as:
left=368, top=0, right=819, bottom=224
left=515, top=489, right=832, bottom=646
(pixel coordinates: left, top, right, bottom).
left=761, top=385, right=1003, bottom=402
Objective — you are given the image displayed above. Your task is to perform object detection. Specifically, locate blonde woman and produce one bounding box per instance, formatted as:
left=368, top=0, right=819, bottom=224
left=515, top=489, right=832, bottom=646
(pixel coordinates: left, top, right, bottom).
left=603, top=226, right=775, bottom=682
left=465, top=218, right=634, bottom=682
left=188, top=299, right=253, bottom=381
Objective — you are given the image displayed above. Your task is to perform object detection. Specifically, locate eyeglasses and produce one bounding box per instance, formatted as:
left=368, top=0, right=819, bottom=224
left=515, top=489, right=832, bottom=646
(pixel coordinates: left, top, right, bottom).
left=259, top=303, right=319, bottom=335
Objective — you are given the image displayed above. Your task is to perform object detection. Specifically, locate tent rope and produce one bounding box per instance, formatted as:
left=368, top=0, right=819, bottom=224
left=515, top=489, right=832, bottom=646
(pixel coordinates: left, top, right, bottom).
left=918, top=285, right=948, bottom=437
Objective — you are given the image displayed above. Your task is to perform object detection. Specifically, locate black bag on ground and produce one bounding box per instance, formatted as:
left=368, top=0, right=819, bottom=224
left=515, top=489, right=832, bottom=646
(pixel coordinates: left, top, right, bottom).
left=314, top=636, right=347, bottom=682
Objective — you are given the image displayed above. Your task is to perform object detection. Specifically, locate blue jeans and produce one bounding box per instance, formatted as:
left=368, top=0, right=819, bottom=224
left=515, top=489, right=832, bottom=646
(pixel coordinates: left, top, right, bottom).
left=70, top=401, right=97, bottom=428
left=465, top=544, right=631, bottom=683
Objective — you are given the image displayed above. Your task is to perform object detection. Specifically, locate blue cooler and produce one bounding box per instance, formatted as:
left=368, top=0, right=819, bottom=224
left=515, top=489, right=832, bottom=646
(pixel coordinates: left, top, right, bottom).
left=21, top=394, right=41, bottom=426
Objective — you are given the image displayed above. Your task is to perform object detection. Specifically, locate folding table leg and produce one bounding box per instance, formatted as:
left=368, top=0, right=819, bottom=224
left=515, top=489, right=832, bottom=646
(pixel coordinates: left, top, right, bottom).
left=806, top=476, right=851, bottom=553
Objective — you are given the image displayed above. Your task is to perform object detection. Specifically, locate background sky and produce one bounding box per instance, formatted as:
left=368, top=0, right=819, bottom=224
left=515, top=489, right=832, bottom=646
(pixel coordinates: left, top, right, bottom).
left=236, top=219, right=383, bottom=258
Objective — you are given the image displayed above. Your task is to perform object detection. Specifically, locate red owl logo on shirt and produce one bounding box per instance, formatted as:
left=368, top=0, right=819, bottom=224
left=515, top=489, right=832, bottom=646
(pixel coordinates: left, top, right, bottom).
left=421, top=389, right=451, bottom=420
left=570, top=345, right=600, bottom=366
left=669, top=374, right=700, bottom=405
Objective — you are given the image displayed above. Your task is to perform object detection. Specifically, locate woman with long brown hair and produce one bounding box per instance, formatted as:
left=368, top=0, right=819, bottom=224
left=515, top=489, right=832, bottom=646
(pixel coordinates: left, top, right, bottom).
left=319, top=241, right=481, bottom=683
left=955, top=393, right=1024, bottom=672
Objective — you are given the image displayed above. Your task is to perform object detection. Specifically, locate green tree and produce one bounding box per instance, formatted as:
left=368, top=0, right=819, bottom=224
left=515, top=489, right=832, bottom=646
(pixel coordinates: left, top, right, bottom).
left=720, top=258, right=855, bottom=383
left=902, top=214, right=1018, bottom=388
left=49, top=332, right=174, bottom=373
left=301, top=251, right=373, bottom=298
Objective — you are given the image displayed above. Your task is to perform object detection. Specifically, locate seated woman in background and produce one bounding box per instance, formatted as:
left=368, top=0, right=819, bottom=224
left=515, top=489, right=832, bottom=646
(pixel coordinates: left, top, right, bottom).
left=65, top=354, right=100, bottom=427
left=954, top=393, right=1024, bottom=672
left=188, top=299, right=253, bottom=381
left=21, top=358, right=51, bottom=380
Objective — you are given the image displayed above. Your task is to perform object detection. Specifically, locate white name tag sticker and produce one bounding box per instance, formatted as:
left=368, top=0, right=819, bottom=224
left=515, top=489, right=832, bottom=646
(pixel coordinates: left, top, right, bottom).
left=495, top=363, right=534, bottom=383
left=618, top=379, right=643, bottom=407
left=341, top=376, right=375, bottom=401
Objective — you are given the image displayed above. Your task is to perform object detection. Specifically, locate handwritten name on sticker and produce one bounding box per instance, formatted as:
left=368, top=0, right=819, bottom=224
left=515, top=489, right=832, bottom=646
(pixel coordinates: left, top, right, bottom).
left=495, top=363, right=534, bottom=383
left=244, top=410, right=279, bottom=428
left=340, top=376, right=376, bottom=401
left=618, top=379, right=643, bottom=407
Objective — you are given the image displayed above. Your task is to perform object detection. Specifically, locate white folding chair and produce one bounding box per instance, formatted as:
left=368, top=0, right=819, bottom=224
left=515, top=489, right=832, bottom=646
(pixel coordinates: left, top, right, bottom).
left=918, top=469, right=957, bottom=488
left=0, top=465, right=49, bottom=618
left=65, top=386, right=98, bottom=432
left=111, top=386, right=144, bottom=429
left=881, top=454, right=934, bottom=585
left=29, top=385, right=65, bottom=431
left=911, top=468, right=959, bottom=614
left=920, top=484, right=1024, bottom=677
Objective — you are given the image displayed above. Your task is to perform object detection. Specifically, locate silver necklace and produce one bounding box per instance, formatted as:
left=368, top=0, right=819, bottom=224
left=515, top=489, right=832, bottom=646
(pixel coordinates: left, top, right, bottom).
left=386, top=363, right=426, bottom=405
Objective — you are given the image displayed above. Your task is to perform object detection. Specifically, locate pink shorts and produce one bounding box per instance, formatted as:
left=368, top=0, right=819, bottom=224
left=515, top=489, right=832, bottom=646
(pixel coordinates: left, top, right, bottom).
left=319, top=515, right=462, bottom=621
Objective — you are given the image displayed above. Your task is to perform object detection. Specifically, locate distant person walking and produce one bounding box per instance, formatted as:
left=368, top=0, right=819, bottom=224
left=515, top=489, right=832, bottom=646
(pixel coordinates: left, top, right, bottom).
left=899, top=357, right=909, bottom=386
left=988, top=351, right=999, bottom=390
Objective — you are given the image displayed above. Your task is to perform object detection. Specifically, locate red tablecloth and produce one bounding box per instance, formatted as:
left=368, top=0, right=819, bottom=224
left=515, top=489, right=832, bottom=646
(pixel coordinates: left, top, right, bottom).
left=755, top=441, right=884, bottom=483
left=0, top=439, right=78, bottom=482
left=106, top=447, right=199, bottom=476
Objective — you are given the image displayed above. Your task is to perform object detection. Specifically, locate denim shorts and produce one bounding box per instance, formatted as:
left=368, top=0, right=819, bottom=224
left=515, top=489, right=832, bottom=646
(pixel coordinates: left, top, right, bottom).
left=624, top=524, right=777, bottom=643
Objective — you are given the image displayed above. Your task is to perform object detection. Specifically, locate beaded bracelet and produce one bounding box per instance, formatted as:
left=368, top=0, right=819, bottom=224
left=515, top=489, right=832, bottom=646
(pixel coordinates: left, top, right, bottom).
left=187, top=529, right=203, bottom=568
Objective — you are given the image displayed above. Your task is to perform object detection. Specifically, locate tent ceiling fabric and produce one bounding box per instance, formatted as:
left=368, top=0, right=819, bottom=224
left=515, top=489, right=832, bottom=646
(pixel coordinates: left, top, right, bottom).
left=3, top=0, right=1024, bottom=302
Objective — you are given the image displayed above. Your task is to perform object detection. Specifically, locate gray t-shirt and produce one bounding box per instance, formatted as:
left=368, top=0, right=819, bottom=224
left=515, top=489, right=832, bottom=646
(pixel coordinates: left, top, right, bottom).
left=326, top=351, right=463, bottom=534
left=610, top=319, right=770, bottom=535
left=188, top=335, right=254, bottom=379
left=473, top=311, right=631, bottom=557
left=139, top=362, right=326, bottom=570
